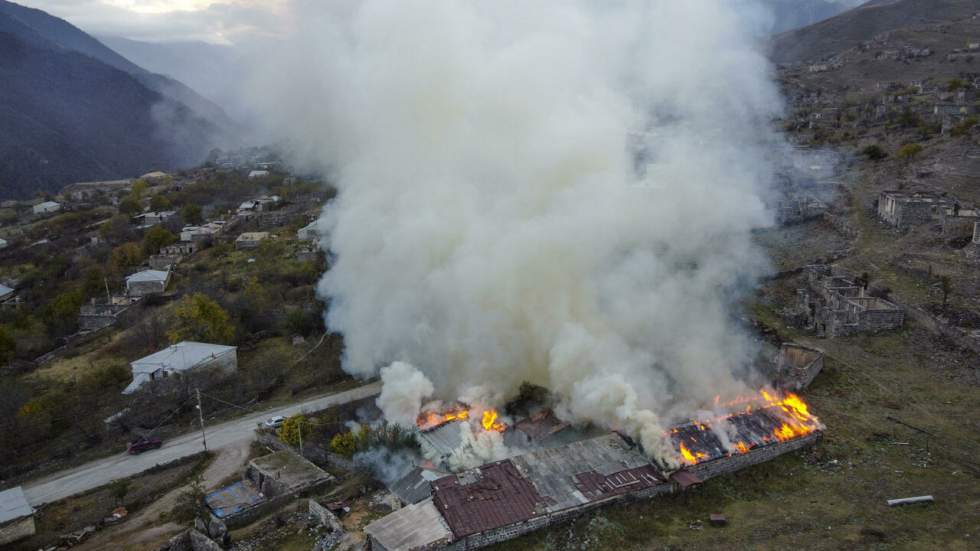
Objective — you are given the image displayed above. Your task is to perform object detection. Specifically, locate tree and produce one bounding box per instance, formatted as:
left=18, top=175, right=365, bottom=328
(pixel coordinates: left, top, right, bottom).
left=329, top=431, right=357, bottom=457
left=143, top=226, right=177, bottom=255
left=896, top=143, right=924, bottom=163
left=42, top=290, right=84, bottom=336
left=861, top=144, right=887, bottom=161
left=149, top=194, right=172, bottom=211
left=108, top=478, right=130, bottom=505
left=111, top=242, right=144, bottom=272
left=171, top=474, right=207, bottom=524
left=169, top=294, right=235, bottom=344
left=82, top=266, right=108, bottom=299
left=180, top=204, right=204, bottom=225
left=130, top=179, right=149, bottom=201
left=948, top=78, right=966, bottom=92
left=278, top=415, right=312, bottom=447
left=118, top=196, right=142, bottom=215
left=0, top=326, right=15, bottom=365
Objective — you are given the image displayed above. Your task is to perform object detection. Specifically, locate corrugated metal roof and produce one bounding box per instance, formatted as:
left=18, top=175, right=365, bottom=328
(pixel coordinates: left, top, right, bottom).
left=364, top=498, right=452, bottom=551
left=131, top=341, right=236, bottom=374
left=418, top=421, right=464, bottom=460
left=125, top=269, right=169, bottom=283
left=389, top=467, right=441, bottom=505
left=0, top=486, right=33, bottom=524
left=432, top=460, right=542, bottom=539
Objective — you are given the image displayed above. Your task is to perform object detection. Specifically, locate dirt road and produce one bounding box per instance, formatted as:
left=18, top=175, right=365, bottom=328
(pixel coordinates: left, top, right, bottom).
left=23, top=382, right=381, bottom=506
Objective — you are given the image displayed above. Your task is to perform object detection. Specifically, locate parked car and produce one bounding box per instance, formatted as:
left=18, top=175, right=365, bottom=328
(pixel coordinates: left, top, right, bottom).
left=127, top=436, right=162, bottom=455
left=264, top=415, right=286, bottom=429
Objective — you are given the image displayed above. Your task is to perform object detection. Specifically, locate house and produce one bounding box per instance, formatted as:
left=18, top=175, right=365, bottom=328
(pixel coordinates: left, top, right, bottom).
left=62, top=179, right=132, bottom=202
left=235, top=232, right=270, bottom=249
left=123, top=341, right=237, bottom=394
left=0, top=238, right=7, bottom=250
left=797, top=265, right=904, bottom=337
left=237, top=196, right=280, bottom=215
left=0, top=486, right=35, bottom=546
left=248, top=170, right=270, bottom=179
left=0, top=284, right=15, bottom=302
left=32, top=201, right=61, bottom=215
left=877, top=191, right=955, bottom=229
left=162, top=242, right=198, bottom=255
left=940, top=206, right=980, bottom=237
left=140, top=171, right=170, bottom=183
left=79, top=297, right=140, bottom=331
left=134, top=211, right=177, bottom=227
left=204, top=451, right=333, bottom=528
left=297, top=221, right=320, bottom=241
left=180, top=221, right=225, bottom=243
left=125, top=269, right=171, bottom=297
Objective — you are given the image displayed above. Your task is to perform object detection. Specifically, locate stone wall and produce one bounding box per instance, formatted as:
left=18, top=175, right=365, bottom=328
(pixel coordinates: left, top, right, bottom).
left=688, top=432, right=821, bottom=481
left=0, top=516, right=35, bottom=546
left=157, top=529, right=223, bottom=551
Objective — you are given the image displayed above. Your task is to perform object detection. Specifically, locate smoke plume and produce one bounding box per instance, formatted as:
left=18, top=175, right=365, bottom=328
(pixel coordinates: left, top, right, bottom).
left=253, top=0, right=789, bottom=462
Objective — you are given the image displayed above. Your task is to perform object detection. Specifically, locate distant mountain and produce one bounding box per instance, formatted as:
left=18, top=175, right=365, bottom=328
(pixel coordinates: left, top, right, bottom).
left=771, top=0, right=980, bottom=63
left=762, top=0, right=861, bottom=34
left=98, top=36, right=251, bottom=120
left=0, top=1, right=237, bottom=199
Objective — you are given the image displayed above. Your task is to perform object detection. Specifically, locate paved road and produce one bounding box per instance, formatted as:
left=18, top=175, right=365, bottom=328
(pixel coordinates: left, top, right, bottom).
left=23, top=382, right=382, bottom=506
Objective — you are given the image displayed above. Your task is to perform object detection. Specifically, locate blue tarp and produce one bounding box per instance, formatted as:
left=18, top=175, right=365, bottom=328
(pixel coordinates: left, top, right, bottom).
left=204, top=481, right=264, bottom=518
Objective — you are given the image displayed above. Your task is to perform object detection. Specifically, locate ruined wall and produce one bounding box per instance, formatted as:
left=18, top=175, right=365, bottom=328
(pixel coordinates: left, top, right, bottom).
left=893, top=201, right=937, bottom=229
left=942, top=215, right=978, bottom=238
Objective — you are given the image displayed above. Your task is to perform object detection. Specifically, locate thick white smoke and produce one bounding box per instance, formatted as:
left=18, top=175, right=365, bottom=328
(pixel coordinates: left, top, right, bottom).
left=252, top=0, right=788, bottom=461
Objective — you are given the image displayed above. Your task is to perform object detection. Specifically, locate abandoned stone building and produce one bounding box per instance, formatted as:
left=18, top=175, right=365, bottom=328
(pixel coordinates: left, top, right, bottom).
left=796, top=265, right=904, bottom=337
left=940, top=205, right=980, bottom=237
left=366, top=426, right=821, bottom=551
left=877, top=190, right=955, bottom=229
left=205, top=451, right=333, bottom=529
left=776, top=195, right=828, bottom=225
left=771, top=343, right=825, bottom=391
left=78, top=297, right=141, bottom=331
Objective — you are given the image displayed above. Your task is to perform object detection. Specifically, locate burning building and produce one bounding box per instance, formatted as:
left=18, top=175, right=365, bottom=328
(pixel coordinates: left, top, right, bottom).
left=366, top=390, right=823, bottom=551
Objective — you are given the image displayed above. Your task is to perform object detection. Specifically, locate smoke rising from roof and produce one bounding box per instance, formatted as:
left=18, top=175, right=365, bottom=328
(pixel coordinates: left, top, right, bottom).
left=252, top=0, right=790, bottom=463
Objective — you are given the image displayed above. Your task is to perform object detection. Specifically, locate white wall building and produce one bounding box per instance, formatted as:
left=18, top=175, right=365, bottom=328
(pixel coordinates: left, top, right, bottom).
left=32, top=201, right=61, bottom=215
left=125, top=269, right=171, bottom=297
left=123, top=341, right=238, bottom=394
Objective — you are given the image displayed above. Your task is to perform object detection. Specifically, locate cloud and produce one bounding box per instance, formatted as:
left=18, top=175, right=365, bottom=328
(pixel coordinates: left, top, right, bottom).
left=16, top=0, right=285, bottom=43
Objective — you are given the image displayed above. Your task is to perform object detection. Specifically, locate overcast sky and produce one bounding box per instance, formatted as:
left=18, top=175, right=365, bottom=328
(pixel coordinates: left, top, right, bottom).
left=15, top=0, right=287, bottom=43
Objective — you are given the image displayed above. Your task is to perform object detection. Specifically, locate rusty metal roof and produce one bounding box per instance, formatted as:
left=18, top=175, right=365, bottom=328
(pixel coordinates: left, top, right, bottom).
left=431, top=460, right=542, bottom=539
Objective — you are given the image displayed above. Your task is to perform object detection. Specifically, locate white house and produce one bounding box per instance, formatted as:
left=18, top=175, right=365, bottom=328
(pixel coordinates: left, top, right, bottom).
left=0, top=486, right=35, bottom=546
left=0, top=237, right=7, bottom=250
left=0, top=284, right=15, bottom=302
left=248, top=170, right=270, bottom=179
left=235, top=231, right=270, bottom=249
left=180, top=221, right=224, bottom=243
left=32, top=201, right=61, bottom=215
left=125, top=269, right=170, bottom=297
left=297, top=221, right=319, bottom=241
left=123, top=341, right=238, bottom=394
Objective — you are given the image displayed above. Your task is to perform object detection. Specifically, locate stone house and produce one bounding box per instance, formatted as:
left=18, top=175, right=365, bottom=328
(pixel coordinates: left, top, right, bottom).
left=940, top=206, right=980, bottom=237
left=123, top=341, right=237, bottom=394
left=62, top=179, right=132, bottom=202
left=797, top=266, right=904, bottom=337
left=78, top=297, right=141, bottom=331
left=134, top=210, right=177, bottom=227
left=297, top=220, right=320, bottom=241
left=180, top=221, right=225, bottom=243
left=245, top=451, right=333, bottom=498
left=235, top=232, right=270, bottom=250
left=162, top=242, right=198, bottom=255
left=877, top=190, right=955, bottom=229
left=125, top=269, right=171, bottom=297
left=0, top=486, right=35, bottom=546
left=772, top=343, right=825, bottom=391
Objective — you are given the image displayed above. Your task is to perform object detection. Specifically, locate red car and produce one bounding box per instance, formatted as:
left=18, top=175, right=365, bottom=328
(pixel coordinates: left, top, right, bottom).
left=127, top=436, right=162, bottom=455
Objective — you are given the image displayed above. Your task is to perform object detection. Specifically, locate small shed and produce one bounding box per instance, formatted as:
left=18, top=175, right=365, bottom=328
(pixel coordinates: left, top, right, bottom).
left=125, top=269, right=170, bottom=297
left=246, top=451, right=334, bottom=497
left=0, top=486, right=35, bottom=546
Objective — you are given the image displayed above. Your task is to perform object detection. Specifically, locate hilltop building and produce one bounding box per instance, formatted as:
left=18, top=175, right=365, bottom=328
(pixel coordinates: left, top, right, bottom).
left=32, top=201, right=61, bottom=216
left=123, top=341, right=237, bottom=394
left=877, top=190, right=955, bottom=229
left=125, top=269, right=171, bottom=297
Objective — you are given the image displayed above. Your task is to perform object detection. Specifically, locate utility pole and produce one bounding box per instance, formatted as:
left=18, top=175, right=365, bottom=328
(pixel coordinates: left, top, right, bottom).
left=104, top=277, right=111, bottom=304
left=298, top=421, right=303, bottom=456
left=196, top=388, right=208, bottom=452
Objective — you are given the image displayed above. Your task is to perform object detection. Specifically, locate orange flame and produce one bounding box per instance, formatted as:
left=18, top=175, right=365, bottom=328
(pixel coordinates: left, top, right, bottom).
left=481, top=409, right=507, bottom=432
left=416, top=405, right=470, bottom=431
left=671, top=389, right=820, bottom=466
